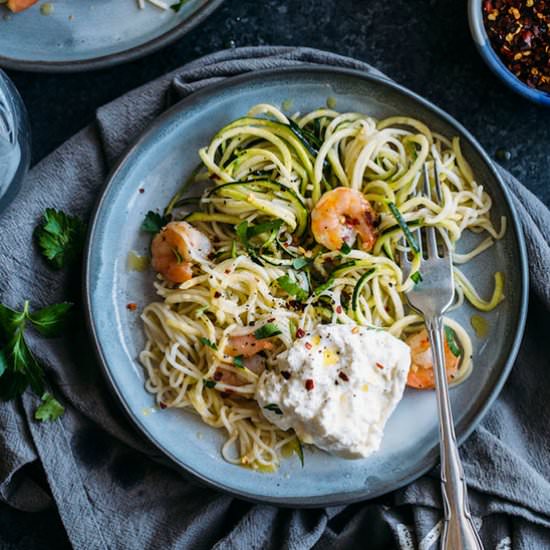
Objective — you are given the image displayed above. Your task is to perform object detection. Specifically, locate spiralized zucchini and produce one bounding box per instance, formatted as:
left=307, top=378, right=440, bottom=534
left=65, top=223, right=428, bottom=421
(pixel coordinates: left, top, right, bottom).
left=139, top=103, right=505, bottom=471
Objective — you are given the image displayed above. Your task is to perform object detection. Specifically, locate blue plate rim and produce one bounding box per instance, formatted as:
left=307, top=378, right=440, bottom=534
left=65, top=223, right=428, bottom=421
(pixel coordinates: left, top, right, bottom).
left=83, top=64, right=529, bottom=507
left=0, top=0, right=224, bottom=73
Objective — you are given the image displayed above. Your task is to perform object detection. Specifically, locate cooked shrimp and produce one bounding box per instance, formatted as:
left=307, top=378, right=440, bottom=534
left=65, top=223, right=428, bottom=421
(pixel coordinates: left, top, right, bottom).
left=225, top=334, right=274, bottom=358
left=151, top=221, right=211, bottom=284
left=311, top=187, right=379, bottom=252
left=405, top=328, right=461, bottom=389
left=214, top=354, right=266, bottom=387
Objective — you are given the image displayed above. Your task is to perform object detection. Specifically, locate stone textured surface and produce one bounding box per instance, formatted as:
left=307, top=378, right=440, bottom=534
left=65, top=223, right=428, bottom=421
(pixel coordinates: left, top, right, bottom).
left=1, top=0, right=549, bottom=547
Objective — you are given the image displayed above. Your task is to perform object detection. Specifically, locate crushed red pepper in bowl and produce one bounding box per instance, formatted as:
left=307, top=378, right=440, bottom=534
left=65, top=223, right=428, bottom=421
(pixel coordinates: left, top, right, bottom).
left=483, top=0, right=550, bottom=92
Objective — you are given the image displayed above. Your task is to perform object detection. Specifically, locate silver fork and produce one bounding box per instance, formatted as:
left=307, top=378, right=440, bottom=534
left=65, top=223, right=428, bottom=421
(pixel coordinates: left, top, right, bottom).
left=399, top=164, right=483, bottom=550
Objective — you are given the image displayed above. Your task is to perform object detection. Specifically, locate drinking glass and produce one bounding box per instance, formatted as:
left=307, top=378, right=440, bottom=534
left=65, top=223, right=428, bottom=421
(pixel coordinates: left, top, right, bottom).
left=0, top=70, right=31, bottom=215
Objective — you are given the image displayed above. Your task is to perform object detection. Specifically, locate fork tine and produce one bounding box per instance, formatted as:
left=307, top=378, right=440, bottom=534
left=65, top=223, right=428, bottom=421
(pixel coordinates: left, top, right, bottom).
left=423, top=164, right=438, bottom=257
left=398, top=236, right=411, bottom=269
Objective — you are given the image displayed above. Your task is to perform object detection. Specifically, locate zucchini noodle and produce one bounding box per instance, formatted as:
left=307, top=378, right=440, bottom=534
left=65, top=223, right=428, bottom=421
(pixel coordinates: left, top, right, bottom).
left=139, top=104, right=506, bottom=471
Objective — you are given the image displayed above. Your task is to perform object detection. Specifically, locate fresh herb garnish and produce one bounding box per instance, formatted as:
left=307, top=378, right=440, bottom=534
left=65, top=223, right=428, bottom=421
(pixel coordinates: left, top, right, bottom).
left=340, top=242, right=352, bottom=255
left=34, top=392, right=64, bottom=422
left=386, top=201, right=420, bottom=254
left=410, top=271, right=423, bottom=284
left=141, top=211, right=169, bottom=235
left=254, top=323, right=282, bottom=340
left=444, top=326, right=462, bottom=358
left=35, top=209, right=86, bottom=270
left=170, top=0, right=190, bottom=12
left=204, top=379, right=216, bottom=389
left=263, top=403, right=283, bottom=415
left=291, top=257, right=309, bottom=270
left=233, top=355, right=245, bottom=369
left=276, top=275, right=308, bottom=302
left=200, top=337, right=218, bottom=351
left=0, top=301, right=72, bottom=418
left=247, top=219, right=283, bottom=239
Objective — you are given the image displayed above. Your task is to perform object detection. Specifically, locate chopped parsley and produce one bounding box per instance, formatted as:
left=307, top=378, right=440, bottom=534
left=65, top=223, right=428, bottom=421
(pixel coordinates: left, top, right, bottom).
left=410, top=271, right=423, bottom=284
left=171, top=0, right=190, bottom=12
left=35, top=209, right=86, bottom=270
left=254, top=323, right=282, bottom=340
left=276, top=275, right=308, bottom=302
left=233, top=355, right=245, bottom=369
left=199, top=337, right=218, bottom=350
left=141, top=211, right=169, bottom=235
left=340, top=242, right=352, bottom=255
left=263, top=403, right=283, bottom=415
left=204, top=380, right=216, bottom=389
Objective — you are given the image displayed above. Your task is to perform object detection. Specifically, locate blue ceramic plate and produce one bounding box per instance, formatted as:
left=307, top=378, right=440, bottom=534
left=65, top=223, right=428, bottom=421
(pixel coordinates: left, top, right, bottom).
left=85, top=66, right=528, bottom=506
left=0, top=0, right=223, bottom=72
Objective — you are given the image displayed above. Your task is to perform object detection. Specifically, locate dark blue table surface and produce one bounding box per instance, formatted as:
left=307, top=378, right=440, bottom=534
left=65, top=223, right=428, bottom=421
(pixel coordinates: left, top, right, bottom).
left=2, top=0, right=549, bottom=547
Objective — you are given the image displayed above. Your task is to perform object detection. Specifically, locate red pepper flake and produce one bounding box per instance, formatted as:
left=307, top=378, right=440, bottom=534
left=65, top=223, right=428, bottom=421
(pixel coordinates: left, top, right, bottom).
left=376, top=362, right=385, bottom=370
left=305, top=379, right=315, bottom=391
left=335, top=305, right=343, bottom=314
left=296, top=328, right=305, bottom=339
left=483, top=0, right=550, bottom=92
left=159, top=402, right=167, bottom=409
left=224, top=269, right=231, bottom=274
left=338, top=371, right=349, bottom=382
left=214, top=291, right=221, bottom=298
left=305, top=342, right=312, bottom=350
left=126, top=303, right=137, bottom=311
left=138, top=188, right=145, bottom=194
left=213, top=371, right=223, bottom=381
left=281, top=370, right=291, bottom=380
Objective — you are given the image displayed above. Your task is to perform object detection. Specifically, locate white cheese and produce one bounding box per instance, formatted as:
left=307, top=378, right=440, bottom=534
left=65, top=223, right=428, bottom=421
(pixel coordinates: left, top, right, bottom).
left=256, top=324, right=411, bottom=458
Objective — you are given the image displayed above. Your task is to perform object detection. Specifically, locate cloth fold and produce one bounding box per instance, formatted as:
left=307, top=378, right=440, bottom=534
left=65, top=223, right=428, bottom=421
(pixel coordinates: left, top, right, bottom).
left=1, top=46, right=549, bottom=550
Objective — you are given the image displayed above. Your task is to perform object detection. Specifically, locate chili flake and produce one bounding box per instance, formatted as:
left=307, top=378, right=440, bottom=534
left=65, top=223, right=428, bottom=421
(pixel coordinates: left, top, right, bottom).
left=483, top=0, right=550, bottom=92
left=305, top=379, right=315, bottom=391
left=296, top=328, right=306, bottom=339
left=126, top=302, right=137, bottom=311
left=338, top=371, right=349, bottom=382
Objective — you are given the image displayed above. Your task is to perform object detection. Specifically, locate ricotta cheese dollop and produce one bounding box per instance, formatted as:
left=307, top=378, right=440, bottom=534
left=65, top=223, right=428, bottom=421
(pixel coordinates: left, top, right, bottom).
left=256, top=324, right=411, bottom=458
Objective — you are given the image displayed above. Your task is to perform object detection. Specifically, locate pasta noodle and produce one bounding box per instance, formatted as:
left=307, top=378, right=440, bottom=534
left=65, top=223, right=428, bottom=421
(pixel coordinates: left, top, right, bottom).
left=139, top=104, right=505, bottom=471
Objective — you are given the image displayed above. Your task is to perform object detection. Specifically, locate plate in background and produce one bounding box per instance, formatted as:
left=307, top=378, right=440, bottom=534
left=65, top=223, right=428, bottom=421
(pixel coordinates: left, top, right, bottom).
left=84, top=66, right=528, bottom=506
left=0, top=0, right=223, bottom=72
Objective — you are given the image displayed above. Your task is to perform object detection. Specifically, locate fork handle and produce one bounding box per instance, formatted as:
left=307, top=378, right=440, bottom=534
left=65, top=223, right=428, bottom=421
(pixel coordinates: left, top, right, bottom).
left=425, top=317, right=484, bottom=550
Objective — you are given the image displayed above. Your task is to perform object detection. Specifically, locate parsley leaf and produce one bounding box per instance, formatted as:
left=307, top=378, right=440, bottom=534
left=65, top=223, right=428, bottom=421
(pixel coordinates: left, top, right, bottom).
left=0, top=300, right=72, bottom=404
left=204, top=379, right=216, bottom=389
left=171, top=0, right=190, bottom=12
left=410, top=271, right=423, bottom=284
left=233, top=355, right=245, bottom=369
left=28, top=302, right=73, bottom=338
left=340, top=243, right=352, bottom=255
left=35, top=209, right=86, bottom=270
left=264, top=403, right=283, bottom=415
left=200, top=337, right=218, bottom=351
left=141, top=211, right=169, bottom=235
left=35, top=392, right=64, bottom=422
left=276, top=275, right=308, bottom=301
left=254, top=323, right=282, bottom=340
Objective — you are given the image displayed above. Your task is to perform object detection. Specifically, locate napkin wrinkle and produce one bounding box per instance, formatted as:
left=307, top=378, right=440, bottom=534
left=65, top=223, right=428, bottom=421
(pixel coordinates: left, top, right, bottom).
left=1, top=46, right=549, bottom=550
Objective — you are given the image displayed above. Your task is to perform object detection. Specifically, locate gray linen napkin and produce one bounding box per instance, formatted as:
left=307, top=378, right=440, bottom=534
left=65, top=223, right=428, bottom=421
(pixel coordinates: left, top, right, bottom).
left=1, top=46, right=549, bottom=550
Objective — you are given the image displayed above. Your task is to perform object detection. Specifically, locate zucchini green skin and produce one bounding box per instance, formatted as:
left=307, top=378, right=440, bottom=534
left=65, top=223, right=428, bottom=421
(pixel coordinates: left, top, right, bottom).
left=207, top=179, right=309, bottom=237
left=351, top=268, right=376, bottom=312
left=215, top=117, right=321, bottom=202
left=184, top=212, right=243, bottom=225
